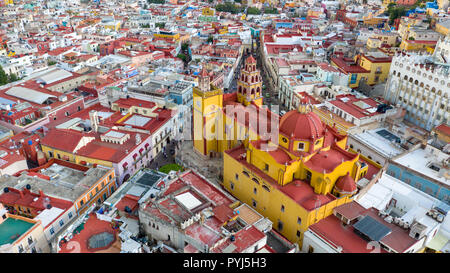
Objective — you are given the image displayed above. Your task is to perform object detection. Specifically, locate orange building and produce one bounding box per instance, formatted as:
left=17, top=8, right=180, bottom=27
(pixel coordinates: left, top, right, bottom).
left=0, top=159, right=116, bottom=217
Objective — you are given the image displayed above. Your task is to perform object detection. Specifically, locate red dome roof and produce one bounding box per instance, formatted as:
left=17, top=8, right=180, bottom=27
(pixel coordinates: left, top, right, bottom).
left=279, top=110, right=325, bottom=140
left=246, top=55, right=256, bottom=64
left=335, top=174, right=357, bottom=194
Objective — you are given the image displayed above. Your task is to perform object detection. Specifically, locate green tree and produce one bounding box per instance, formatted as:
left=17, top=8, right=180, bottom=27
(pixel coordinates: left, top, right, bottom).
left=147, top=0, right=165, bottom=4
left=215, top=3, right=244, bottom=14
left=207, top=35, right=214, bottom=44
left=247, top=7, right=261, bottom=15
left=0, top=65, right=8, bottom=85
left=387, top=5, right=406, bottom=25
left=158, top=163, right=183, bottom=174
left=155, top=22, right=165, bottom=28
left=264, top=7, right=278, bottom=14
left=8, top=73, right=18, bottom=83
left=47, top=60, right=57, bottom=66
left=177, top=53, right=187, bottom=62
left=181, top=43, right=189, bottom=51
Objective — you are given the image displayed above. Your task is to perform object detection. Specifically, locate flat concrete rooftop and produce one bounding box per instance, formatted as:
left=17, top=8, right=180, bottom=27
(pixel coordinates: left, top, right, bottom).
left=0, top=164, right=111, bottom=202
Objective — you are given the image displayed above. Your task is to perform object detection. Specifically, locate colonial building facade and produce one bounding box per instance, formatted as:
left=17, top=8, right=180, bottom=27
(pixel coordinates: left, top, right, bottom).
left=383, top=43, right=450, bottom=131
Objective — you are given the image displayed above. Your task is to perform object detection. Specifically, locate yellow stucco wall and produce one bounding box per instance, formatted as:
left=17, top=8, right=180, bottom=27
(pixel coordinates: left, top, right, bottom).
left=223, top=151, right=354, bottom=246
left=358, top=55, right=391, bottom=85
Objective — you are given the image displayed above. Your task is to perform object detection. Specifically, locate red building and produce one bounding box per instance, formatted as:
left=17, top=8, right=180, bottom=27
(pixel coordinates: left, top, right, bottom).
left=397, top=0, right=418, bottom=6
left=99, top=40, right=126, bottom=56
left=336, top=9, right=347, bottom=22
left=0, top=187, right=72, bottom=218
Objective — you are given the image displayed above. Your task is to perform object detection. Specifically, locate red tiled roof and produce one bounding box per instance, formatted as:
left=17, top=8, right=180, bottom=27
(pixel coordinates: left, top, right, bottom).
left=115, top=194, right=139, bottom=213
left=330, top=95, right=382, bottom=119
left=331, top=57, right=369, bottom=74
left=58, top=213, right=119, bottom=253
left=333, top=202, right=366, bottom=221
left=251, top=140, right=292, bottom=164
left=180, top=171, right=233, bottom=206
left=404, top=40, right=437, bottom=45
left=279, top=180, right=336, bottom=211
left=310, top=206, right=418, bottom=253
left=212, top=204, right=234, bottom=223
left=184, top=222, right=222, bottom=246
left=434, top=123, right=450, bottom=137
left=40, top=129, right=85, bottom=153
left=0, top=188, right=72, bottom=224
left=212, top=225, right=266, bottom=253
left=304, top=143, right=358, bottom=174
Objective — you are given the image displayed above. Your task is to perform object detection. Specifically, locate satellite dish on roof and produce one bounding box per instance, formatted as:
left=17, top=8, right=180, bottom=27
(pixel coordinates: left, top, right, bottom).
left=26, top=184, right=31, bottom=190
left=47, top=204, right=52, bottom=209
left=4, top=188, right=9, bottom=193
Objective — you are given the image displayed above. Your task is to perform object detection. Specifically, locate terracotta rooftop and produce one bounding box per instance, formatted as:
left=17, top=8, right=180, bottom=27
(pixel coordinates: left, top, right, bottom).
left=309, top=206, right=419, bottom=253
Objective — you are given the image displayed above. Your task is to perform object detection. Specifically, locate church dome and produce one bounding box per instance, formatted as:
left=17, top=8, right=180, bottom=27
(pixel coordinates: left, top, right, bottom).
left=246, top=55, right=256, bottom=64
left=279, top=107, right=325, bottom=141
left=335, top=173, right=357, bottom=194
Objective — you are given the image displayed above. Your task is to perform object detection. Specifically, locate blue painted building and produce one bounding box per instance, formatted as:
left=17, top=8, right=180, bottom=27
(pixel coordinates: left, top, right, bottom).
left=275, top=22, right=293, bottom=29
left=387, top=147, right=450, bottom=205
left=169, top=81, right=194, bottom=135
left=169, top=81, right=194, bottom=107
left=425, top=1, right=439, bottom=9
left=250, top=27, right=261, bottom=38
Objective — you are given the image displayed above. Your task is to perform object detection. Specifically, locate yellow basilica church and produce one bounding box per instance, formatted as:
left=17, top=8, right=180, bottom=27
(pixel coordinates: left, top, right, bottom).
left=192, top=56, right=379, bottom=246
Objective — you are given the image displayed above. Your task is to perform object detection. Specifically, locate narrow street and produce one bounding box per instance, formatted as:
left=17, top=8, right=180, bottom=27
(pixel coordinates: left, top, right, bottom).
left=254, top=38, right=288, bottom=114
left=147, top=140, right=178, bottom=170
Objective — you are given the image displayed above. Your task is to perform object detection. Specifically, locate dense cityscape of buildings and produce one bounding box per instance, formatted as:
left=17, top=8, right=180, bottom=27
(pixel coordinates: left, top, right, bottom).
left=0, top=0, right=449, bottom=255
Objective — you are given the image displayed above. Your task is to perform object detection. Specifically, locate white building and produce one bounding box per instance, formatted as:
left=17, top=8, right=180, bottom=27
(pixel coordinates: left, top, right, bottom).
left=301, top=172, right=447, bottom=253
left=348, top=128, right=406, bottom=166
left=383, top=47, right=450, bottom=131
left=356, top=172, right=450, bottom=252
